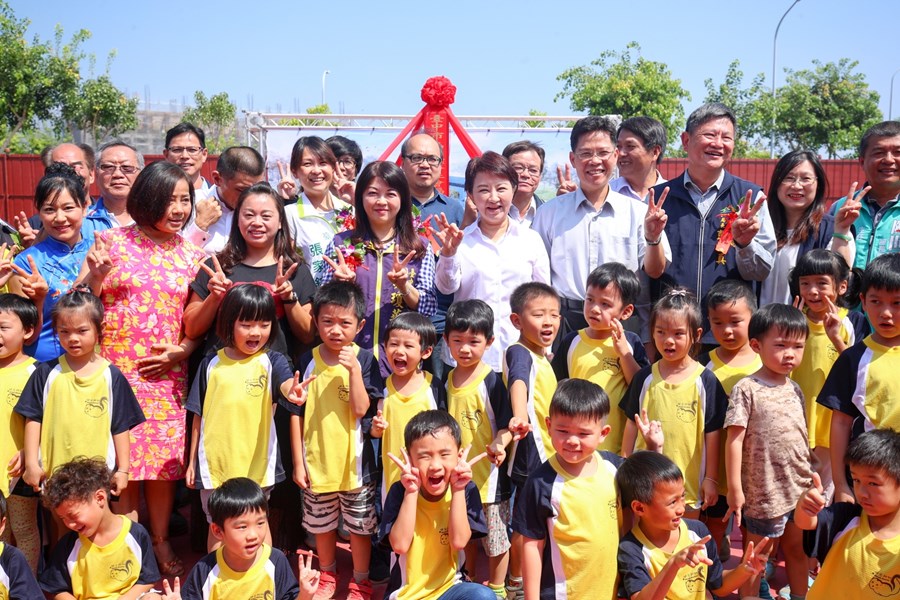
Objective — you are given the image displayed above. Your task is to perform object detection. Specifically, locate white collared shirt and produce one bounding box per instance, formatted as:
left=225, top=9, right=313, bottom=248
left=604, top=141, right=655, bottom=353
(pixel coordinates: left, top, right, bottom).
left=182, top=186, right=233, bottom=255
left=609, top=171, right=667, bottom=203
left=435, top=218, right=550, bottom=371
left=531, top=186, right=671, bottom=301
left=508, top=196, right=538, bottom=227
left=285, top=192, right=353, bottom=285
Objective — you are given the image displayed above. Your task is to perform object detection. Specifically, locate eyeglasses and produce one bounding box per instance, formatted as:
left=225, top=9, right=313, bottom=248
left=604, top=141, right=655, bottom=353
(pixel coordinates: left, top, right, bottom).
left=511, top=164, right=541, bottom=177
left=404, top=154, right=442, bottom=166
left=338, top=157, right=357, bottom=168
left=166, top=146, right=204, bottom=156
left=98, top=163, right=140, bottom=175
left=574, top=149, right=614, bottom=162
left=781, top=176, right=817, bottom=187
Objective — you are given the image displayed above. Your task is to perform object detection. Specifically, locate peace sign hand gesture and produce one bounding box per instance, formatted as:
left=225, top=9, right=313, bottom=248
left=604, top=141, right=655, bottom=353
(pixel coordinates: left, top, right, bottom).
left=198, top=255, right=233, bottom=300
left=432, top=213, right=464, bottom=257
left=387, top=245, right=415, bottom=294
left=285, top=371, right=316, bottom=406
left=12, top=256, right=49, bottom=301
left=610, top=318, right=632, bottom=358
left=297, top=550, right=321, bottom=599
left=86, top=232, right=113, bottom=281
left=322, top=248, right=356, bottom=282
left=13, top=211, right=37, bottom=248
left=387, top=448, right=420, bottom=495
left=830, top=181, right=869, bottom=235
left=634, top=408, right=664, bottom=451
left=332, top=172, right=356, bottom=203
left=276, top=160, right=297, bottom=200
left=672, top=535, right=714, bottom=570
left=822, top=296, right=846, bottom=348
left=731, top=190, right=766, bottom=248
left=644, top=186, right=668, bottom=243
left=273, top=256, right=299, bottom=302
left=556, top=164, right=577, bottom=196
left=451, top=445, right=487, bottom=492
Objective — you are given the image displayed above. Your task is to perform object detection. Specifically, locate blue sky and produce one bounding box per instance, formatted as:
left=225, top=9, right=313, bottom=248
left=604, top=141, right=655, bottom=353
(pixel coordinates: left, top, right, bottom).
left=11, top=0, right=899, bottom=120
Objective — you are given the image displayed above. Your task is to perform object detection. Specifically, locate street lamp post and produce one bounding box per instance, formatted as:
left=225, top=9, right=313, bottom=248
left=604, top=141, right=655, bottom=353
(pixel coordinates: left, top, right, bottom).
left=321, top=70, right=331, bottom=107
left=771, top=0, right=802, bottom=158
left=890, top=68, right=900, bottom=120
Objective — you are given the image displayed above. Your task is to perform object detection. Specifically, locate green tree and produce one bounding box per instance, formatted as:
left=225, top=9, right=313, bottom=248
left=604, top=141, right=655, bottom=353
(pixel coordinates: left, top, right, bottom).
left=555, top=42, right=691, bottom=145
left=279, top=103, right=334, bottom=127
left=525, top=108, right=546, bottom=128
left=703, top=60, right=770, bottom=157
left=0, top=2, right=87, bottom=150
left=774, top=59, right=882, bottom=158
left=182, top=91, right=237, bottom=153
left=64, top=74, right=138, bottom=144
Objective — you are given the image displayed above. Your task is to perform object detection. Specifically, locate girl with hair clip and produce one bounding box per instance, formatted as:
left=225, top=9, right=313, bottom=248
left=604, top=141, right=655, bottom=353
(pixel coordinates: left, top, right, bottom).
left=761, top=149, right=860, bottom=305
left=790, top=248, right=869, bottom=502
left=320, top=161, right=437, bottom=377
left=75, top=160, right=206, bottom=576
left=621, top=289, right=728, bottom=521
left=280, top=136, right=356, bottom=284
left=11, top=164, right=91, bottom=361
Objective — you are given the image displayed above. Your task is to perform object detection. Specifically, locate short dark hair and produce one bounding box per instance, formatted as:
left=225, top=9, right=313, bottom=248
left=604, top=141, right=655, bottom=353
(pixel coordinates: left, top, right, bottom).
left=650, top=289, right=702, bottom=357
left=215, top=284, right=276, bottom=349
left=207, top=477, right=268, bottom=528
left=127, top=161, right=194, bottom=230
left=570, top=116, right=617, bottom=151
left=616, top=451, right=683, bottom=506
left=166, top=122, right=206, bottom=149
left=313, top=281, right=366, bottom=321
left=289, top=136, right=337, bottom=173
left=97, top=140, right=144, bottom=169
left=705, top=279, right=758, bottom=313
left=445, top=299, right=494, bottom=340
left=510, top=282, right=560, bottom=316
left=385, top=311, right=437, bottom=353
left=43, top=456, right=112, bottom=509
left=617, top=117, right=667, bottom=164
left=549, top=378, right=610, bottom=423
left=326, top=135, right=363, bottom=177
left=215, top=146, right=265, bottom=179
left=0, top=293, right=40, bottom=331
left=404, top=409, right=461, bottom=450
left=748, top=303, right=808, bottom=342
left=859, top=121, right=900, bottom=158
left=502, top=140, right=545, bottom=173
left=790, top=249, right=860, bottom=309
left=861, top=253, right=900, bottom=294
left=36, top=162, right=87, bottom=208
left=846, top=429, right=900, bottom=484
left=586, top=263, right=640, bottom=307
left=464, top=151, right=518, bottom=195
left=685, top=103, right=736, bottom=135
left=51, top=288, right=104, bottom=338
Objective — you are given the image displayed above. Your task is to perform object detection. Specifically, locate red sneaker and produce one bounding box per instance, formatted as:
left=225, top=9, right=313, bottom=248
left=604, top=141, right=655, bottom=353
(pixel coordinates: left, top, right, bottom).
left=313, top=570, right=337, bottom=600
left=346, top=578, right=373, bottom=600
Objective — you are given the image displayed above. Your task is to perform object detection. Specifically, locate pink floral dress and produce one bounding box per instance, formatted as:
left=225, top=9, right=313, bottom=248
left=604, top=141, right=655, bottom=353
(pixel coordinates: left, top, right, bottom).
left=98, top=225, right=205, bottom=480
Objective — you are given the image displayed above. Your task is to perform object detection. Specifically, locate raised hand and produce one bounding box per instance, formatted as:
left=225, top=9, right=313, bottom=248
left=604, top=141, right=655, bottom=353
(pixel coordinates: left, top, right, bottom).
left=556, top=164, right=577, bottom=196
left=0, top=243, right=14, bottom=288
left=792, top=295, right=806, bottom=312
left=387, top=448, right=420, bottom=494
left=432, top=213, right=465, bottom=257
left=276, top=160, right=297, bottom=199
left=11, top=256, right=48, bottom=301
left=798, top=472, right=828, bottom=517
left=829, top=181, right=869, bottom=234
left=286, top=371, right=316, bottom=406
left=193, top=196, right=223, bottom=231
left=321, top=248, right=356, bottom=282
left=332, top=172, right=356, bottom=203
left=644, top=186, right=669, bottom=243
left=507, top=416, right=532, bottom=441
left=739, top=537, right=771, bottom=574
left=634, top=408, right=664, bottom=451
left=386, top=244, right=415, bottom=294
left=13, top=211, right=37, bottom=248
left=610, top=318, right=633, bottom=358
left=297, top=550, right=321, bottom=599
left=731, top=190, right=766, bottom=248
left=338, top=344, right=361, bottom=375
left=672, top=535, right=714, bottom=569
left=451, top=445, right=487, bottom=491
left=371, top=409, right=388, bottom=437
left=274, top=256, right=299, bottom=302
left=198, top=255, right=232, bottom=300
left=160, top=576, right=182, bottom=600
left=86, top=231, right=113, bottom=281
left=822, top=296, right=845, bottom=346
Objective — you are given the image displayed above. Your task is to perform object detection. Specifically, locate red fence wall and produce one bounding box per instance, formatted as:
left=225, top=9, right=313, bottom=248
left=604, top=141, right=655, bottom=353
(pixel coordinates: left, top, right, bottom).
left=1, top=155, right=865, bottom=223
